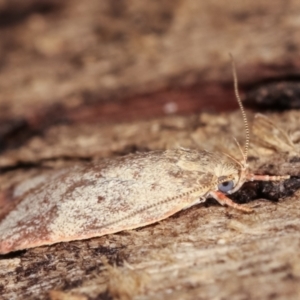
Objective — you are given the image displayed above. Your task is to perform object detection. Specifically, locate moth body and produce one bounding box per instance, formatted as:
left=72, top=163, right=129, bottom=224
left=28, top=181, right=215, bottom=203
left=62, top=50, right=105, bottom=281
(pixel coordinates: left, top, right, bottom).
left=0, top=148, right=251, bottom=254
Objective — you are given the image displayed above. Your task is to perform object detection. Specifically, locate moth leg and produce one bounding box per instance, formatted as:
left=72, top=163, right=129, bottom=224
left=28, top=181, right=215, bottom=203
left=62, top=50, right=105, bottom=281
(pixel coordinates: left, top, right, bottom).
left=246, top=174, right=290, bottom=182
left=209, top=191, right=253, bottom=213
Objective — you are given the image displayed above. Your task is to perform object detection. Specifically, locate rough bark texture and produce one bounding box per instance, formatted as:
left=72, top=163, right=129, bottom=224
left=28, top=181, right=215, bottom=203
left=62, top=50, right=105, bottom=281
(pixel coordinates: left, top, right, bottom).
left=0, top=1, right=300, bottom=299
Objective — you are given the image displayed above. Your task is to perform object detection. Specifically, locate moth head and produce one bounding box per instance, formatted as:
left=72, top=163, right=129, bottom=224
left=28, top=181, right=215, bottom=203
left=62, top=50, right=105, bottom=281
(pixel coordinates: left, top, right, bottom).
left=215, top=153, right=249, bottom=195
left=217, top=164, right=248, bottom=195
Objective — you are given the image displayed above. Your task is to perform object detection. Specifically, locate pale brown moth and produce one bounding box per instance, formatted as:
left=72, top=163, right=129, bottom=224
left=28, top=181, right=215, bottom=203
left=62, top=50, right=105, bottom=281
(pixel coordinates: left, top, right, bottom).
left=0, top=58, right=290, bottom=255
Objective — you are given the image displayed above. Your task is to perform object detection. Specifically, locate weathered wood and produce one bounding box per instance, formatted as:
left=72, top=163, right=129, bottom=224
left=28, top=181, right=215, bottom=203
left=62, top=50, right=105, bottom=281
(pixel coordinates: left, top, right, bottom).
left=0, top=110, right=300, bottom=299
left=0, top=1, right=300, bottom=299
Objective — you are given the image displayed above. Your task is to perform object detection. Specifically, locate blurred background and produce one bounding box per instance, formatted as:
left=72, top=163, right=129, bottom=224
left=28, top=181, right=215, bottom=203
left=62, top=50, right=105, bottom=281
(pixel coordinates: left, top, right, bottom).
left=0, top=0, right=300, bottom=151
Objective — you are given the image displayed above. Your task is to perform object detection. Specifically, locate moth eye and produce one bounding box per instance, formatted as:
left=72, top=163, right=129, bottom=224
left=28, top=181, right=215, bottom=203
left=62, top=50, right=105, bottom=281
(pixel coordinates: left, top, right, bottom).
left=218, top=180, right=234, bottom=193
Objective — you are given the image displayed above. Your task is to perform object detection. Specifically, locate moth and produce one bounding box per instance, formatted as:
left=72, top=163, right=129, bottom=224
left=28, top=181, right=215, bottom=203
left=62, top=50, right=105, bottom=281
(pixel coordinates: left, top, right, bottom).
left=0, top=59, right=290, bottom=255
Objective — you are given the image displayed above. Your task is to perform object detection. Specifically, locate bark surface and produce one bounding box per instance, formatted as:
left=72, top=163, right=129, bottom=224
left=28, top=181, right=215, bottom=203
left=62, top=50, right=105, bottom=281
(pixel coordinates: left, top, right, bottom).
left=0, top=1, right=300, bottom=299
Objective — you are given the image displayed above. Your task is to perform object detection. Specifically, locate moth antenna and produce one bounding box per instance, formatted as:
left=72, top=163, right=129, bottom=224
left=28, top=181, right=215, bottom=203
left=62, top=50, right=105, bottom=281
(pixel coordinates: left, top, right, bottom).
left=229, top=54, right=250, bottom=161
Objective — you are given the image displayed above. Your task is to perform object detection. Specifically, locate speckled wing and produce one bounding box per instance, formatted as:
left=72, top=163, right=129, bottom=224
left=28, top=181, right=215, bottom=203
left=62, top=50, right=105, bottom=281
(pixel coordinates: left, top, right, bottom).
left=0, top=150, right=215, bottom=254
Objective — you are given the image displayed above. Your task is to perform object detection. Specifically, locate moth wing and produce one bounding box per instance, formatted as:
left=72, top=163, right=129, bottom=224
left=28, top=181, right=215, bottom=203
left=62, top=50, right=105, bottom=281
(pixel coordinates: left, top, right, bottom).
left=0, top=158, right=213, bottom=254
